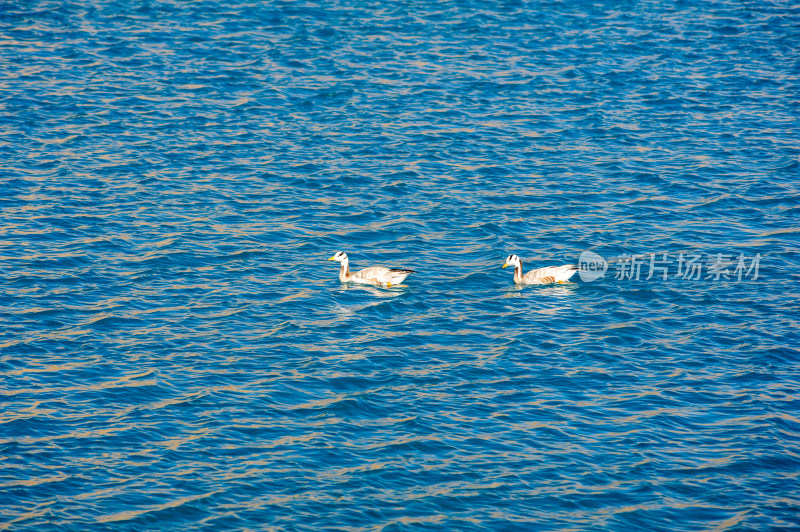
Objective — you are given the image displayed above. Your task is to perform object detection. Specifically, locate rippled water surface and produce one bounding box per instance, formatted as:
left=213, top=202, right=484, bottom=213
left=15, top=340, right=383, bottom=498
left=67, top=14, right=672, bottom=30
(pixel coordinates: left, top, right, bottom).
left=2, top=1, right=800, bottom=530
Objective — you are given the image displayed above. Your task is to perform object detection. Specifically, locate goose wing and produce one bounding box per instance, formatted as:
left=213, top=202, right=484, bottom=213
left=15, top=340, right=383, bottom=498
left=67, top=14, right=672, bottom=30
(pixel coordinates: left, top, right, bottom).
left=522, top=264, right=577, bottom=284
left=352, top=266, right=415, bottom=286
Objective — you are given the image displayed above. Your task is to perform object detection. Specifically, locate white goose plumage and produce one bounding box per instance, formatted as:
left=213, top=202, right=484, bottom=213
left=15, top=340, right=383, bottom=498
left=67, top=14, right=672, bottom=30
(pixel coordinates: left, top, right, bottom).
left=502, top=254, right=577, bottom=285
left=327, top=251, right=415, bottom=287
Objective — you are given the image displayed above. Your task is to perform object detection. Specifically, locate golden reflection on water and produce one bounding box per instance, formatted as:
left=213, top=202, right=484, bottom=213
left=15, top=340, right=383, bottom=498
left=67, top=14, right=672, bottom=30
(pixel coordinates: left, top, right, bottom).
left=0, top=369, right=155, bottom=399
left=97, top=491, right=221, bottom=523
left=156, top=429, right=212, bottom=452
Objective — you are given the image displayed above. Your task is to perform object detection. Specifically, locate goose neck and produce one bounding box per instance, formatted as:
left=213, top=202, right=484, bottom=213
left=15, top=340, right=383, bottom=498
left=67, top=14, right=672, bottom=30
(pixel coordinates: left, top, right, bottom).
left=514, top=263, right=523, bottom=283
left=339, top=260, right=350, bottom=282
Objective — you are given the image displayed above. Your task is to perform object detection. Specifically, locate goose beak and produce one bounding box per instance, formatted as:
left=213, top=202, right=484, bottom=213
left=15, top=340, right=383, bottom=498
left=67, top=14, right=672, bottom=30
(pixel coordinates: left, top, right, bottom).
left=327, top=256, right=336, bottom=261
left=502, top=263, right=509, bottom=268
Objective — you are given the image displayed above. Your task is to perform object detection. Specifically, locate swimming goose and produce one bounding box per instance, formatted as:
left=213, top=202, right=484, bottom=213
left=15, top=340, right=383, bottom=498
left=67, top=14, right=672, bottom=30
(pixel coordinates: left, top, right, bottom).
left=502, top=254, right=577, bottom=285
left=327, top=251, right=415, bottom=287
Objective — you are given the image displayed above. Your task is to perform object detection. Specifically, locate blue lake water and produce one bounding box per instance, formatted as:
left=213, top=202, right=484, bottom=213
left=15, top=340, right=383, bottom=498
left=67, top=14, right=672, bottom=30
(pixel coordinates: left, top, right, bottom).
left=2, top=1, right=799, bottom=530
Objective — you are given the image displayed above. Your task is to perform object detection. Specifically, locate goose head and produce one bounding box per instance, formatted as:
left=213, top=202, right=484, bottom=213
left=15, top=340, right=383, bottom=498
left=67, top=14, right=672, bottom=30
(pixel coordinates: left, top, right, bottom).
left=502, top=254, right=521, bottom=269
left=327, top=251, right=348, bottom=263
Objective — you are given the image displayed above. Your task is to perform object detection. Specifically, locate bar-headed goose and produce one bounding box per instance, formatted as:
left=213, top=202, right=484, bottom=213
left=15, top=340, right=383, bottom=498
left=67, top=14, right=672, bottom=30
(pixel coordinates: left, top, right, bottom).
left=502, top=254, right=577, bottom=285
left=327, top=251, right=415, bottom=287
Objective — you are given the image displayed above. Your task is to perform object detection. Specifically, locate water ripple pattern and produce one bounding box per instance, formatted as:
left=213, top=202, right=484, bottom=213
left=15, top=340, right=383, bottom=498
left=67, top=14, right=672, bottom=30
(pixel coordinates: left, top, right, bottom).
left=2, top=0, right=799, bottom=530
